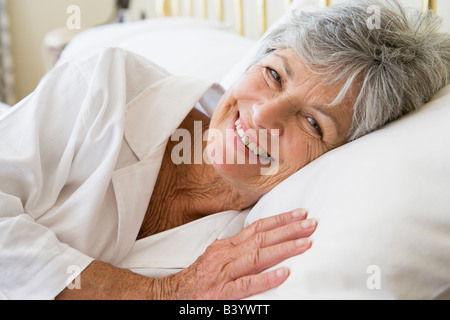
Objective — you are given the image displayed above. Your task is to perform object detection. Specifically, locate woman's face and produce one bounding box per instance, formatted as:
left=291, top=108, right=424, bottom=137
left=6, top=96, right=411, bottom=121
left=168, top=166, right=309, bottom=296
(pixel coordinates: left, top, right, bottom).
left=207, top=48, right=354, bottom=200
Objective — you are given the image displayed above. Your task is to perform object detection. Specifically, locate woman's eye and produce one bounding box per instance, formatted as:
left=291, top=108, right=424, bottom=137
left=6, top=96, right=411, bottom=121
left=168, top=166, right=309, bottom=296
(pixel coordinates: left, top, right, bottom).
left=307, top=117, right=323, bottom=137
left=268, top=68, right=282, bottom=83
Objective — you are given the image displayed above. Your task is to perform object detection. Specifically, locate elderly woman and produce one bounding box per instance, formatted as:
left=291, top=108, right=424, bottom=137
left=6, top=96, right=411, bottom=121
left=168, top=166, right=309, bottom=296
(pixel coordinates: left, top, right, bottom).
left=1, top=0, right=449, bottom=300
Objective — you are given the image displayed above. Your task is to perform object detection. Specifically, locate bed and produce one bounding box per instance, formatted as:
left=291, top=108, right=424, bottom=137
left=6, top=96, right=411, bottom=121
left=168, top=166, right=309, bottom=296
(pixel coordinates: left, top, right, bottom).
left=47, top=0, right=450, bottom=300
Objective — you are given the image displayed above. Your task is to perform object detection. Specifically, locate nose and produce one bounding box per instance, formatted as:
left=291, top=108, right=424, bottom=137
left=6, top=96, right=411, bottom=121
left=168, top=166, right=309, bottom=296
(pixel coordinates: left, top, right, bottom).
left=251, top=99, right=287, bottom=136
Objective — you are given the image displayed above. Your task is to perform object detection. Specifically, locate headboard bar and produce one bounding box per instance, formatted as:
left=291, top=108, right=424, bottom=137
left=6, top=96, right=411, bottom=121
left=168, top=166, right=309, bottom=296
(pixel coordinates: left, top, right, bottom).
left=234, top=0, right=244, bottom=35
left=186, top=0, right=194, bottom=16
left=423, top=0, right=437, bottom=13
left=216, top=0, right=224, bottom=21
left=155, top=0, right=439, bottom=37
left=258, top=0, right=267, bottom=36
left=321, top=0, right=331, bottom=8
left=201, top=0, right=208, bottom=18
left=156, top=0, right=170, bottom=17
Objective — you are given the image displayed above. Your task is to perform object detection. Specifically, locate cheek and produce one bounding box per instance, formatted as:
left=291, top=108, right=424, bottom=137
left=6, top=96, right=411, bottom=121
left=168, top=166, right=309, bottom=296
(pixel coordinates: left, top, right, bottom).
left=278, top=131, right=326, bottom=172
left=232, top=69, right=266, bottom=100
left=279, top=131, right=308, bottom=165
left=210, top=91, right=236, bottom=130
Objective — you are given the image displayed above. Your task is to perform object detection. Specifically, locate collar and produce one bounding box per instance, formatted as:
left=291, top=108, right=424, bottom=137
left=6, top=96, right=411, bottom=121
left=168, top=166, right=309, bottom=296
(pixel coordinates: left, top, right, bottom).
left=124, top=75, right=214, bottom=161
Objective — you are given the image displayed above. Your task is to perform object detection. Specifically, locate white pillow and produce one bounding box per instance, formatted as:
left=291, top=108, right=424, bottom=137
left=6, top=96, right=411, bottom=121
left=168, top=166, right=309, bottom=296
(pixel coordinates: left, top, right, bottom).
left=58, top=17, right=257, bottom=85
left=245, top=85, right=450, bottom=300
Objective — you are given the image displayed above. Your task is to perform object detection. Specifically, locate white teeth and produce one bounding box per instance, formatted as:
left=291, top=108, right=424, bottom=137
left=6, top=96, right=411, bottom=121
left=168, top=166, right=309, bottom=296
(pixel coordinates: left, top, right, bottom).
left=235, top=119, right=270, bottom=159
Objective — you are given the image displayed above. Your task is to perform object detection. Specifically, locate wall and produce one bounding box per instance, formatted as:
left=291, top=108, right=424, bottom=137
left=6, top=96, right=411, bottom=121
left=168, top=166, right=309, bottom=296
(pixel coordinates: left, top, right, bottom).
left=7, top=0, right=114, bottom=103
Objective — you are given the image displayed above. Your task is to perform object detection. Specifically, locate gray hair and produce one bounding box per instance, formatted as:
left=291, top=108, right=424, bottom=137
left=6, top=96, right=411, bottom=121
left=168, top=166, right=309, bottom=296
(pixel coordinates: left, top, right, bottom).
left=254, top=0, right=450, bottom=141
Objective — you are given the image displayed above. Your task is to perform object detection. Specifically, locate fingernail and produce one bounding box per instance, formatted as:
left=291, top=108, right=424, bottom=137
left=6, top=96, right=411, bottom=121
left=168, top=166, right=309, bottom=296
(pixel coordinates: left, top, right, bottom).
left=276, top=268, right=289, bottom=278
left=292, top=209, right=307, bottom=218
left=296, top=238, right=311, bottom=247
left=301, top=219, right=317, bottom=229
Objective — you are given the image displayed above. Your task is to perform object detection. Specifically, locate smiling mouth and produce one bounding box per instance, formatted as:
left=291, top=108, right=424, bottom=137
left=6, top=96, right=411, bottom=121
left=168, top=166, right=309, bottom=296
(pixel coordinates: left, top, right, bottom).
left=234, top=119, right=272, bottom=160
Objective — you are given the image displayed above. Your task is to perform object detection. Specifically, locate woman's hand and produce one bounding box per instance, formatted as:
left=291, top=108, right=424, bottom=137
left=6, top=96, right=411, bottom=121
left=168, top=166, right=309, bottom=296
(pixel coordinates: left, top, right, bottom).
left=56, top=208, right=316, bottom=300
left=158, top=208, right=317, bottom=300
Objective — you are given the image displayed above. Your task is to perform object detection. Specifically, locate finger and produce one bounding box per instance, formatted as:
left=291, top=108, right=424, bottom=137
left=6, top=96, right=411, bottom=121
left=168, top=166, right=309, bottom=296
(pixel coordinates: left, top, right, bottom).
left=244, top=218, right=317, bottom=250
left=229, top=238, right=312, bottom=280
left=230, top=209, right=308, bottom=245
left=220, top=267, right=290, bottom=300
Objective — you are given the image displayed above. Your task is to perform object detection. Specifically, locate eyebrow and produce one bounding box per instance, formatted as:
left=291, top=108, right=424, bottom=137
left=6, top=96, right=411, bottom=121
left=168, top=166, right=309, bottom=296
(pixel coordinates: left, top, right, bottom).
left=273, top=53, right=293, bottom=79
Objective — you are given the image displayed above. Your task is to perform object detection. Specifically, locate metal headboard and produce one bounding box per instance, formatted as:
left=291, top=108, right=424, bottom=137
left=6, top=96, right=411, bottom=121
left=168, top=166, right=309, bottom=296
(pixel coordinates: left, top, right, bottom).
left=133, top=0, right=439, bottom=37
